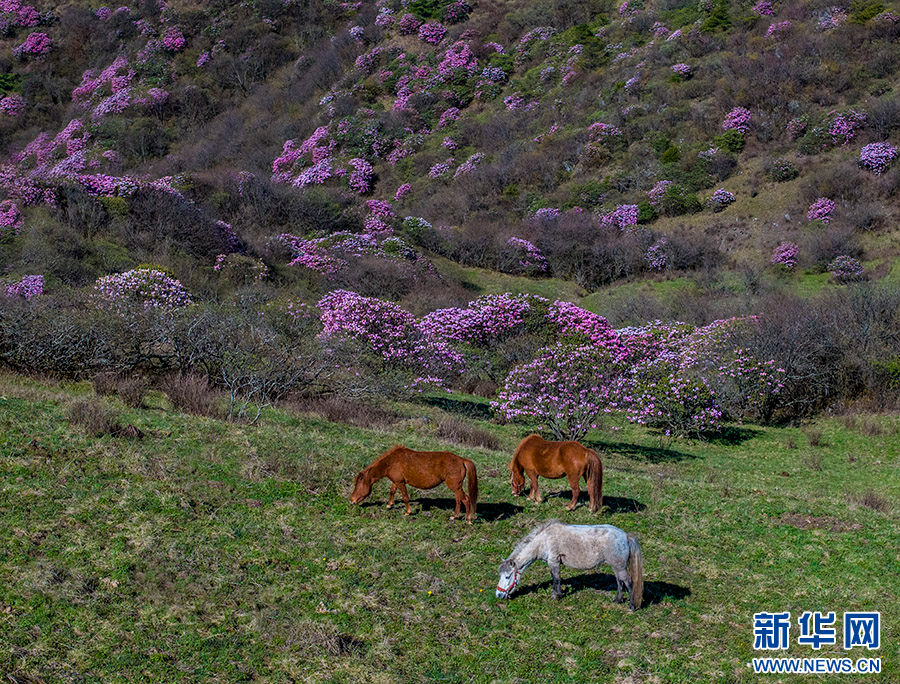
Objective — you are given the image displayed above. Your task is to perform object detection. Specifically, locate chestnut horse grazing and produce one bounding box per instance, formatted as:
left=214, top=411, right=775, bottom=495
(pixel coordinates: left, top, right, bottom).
left=496, top=520, right=643, bottom=610
left=509, top=434, right=603, bottom=513
left=349, top=446, right=478, bottom=523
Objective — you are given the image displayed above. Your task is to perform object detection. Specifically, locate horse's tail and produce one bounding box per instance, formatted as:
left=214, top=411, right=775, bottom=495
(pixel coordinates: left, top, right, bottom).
left=626, top=533, right=643, bottom=611
left=585, top=450, right=603, bottom=513
left=464, top=458, right=478, bottom=521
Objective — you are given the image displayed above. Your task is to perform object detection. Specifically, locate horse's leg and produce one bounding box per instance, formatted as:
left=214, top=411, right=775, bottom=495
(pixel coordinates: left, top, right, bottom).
left=614, top=577, right=625, bottom=603
left=449, top=482, right=463, bottom=521
left=399, top=483, right=412, bottom=515
left=613, top=567, right=630, bottom=604
left=550, top=557, right=563, bottom=599
left=386, top=483, right=398, bottom=509
left=527, top=471, right=542, bottom=503
left=566, top=471, right=580, bottom=511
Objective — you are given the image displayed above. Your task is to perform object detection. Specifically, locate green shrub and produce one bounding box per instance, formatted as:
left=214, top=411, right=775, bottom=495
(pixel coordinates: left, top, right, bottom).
left=661, top=185, right=703, bottom=216
left=100, top=196, right=129, bottom=218
left=637, top=201, right=658, bottom=223
left=798, top=126, right=830, bottom=155
left=660, top=146, right=681, bottom=164
left=850, top=0, right=884, bottom=23
left=701, top=0, right=732, bottom=31
left=714, top=129, right=745, bottom=154
left=768, top=158, right=799, bottom=182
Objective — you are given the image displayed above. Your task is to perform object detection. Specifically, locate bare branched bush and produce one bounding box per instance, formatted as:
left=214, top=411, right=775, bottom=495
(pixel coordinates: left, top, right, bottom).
left=286, top=396, right=401, bottom=430
left=67, top=399, right=123, bottom=437
left=116, top=376, right=149, bottom=409
left=435, top=415, right=501, bottom=451
left=160, top=373, right=221, bottom=418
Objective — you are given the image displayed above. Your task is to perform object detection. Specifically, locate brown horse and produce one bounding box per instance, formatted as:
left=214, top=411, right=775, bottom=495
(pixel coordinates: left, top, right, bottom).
left=509, top=434, right=603, bottom=513
left=349, top=445, right=479, bottom=523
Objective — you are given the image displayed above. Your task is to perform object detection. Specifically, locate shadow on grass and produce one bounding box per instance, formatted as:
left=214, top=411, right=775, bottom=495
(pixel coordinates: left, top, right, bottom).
left=418, top=497, right=523, bottom=521
left=422, top=396, right=493, bottom=421
left=701, top=425, right=761, bottom=445
left=515, top=573, right=691, bottom=606
left=543, top=490, right=647, bottom=513
left=586, top=440, right=696, bottom=463
left=358, top=498, right=523, bottom=521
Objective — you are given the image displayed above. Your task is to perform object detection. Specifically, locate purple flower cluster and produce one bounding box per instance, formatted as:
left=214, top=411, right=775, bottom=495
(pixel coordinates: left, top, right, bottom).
left=532, top=207, right=560, bottom=220
left=752, top=0, right=775, bottom=15
left=817, top=6, right=847, bottom=30
left=429, top=159, right=454, bottom=179
left=348, top=158, right=374, bottom=194
left=722, top=107, right=752, bottom=134
left=547, top=301, right=627, bottom=357
left=13, top=31, right=52, bottom=58
left=859, top=142, right=897, bottom=174
left=395, top=183, right=412, bottom=200
left=397, top=13, right=421, bottom=34
left=671, top=63, right=691, bottom=76
left=771, top=241, right=799, bottom=269
left=507, top=237, right=548, bottom=273
left=4, top=274, right=43, bottom=299
left=0, top=199, right=24, bottom=238
left=644, top=238, right=669, bottom=270
left=708, top=188, right=736, bottom=211
left=807, top=197, right=835, bottom=224
left=0, top=93, right=25, bottom=117
left=418, top=22, right=446, bottom=44
left=766, top=21, right=792, bottom=37
left=786, top=115, right=808, bottom=140
left=492, top=343, right=625, bottom=440
left=162, top=26, right=185, bottom=52
left=600, top=204, right=639, bottom=229
left=453, top=153, right=484, bottom=178
left=420, top=293, right=544, bottom=346
left=827, top=109, right=866, bottom=145
left=588, top=122, right=622, bottom=137
left=647, top=180, right=673, bottom=205
left=827, top=255, right=864, bottom=282
left=94, top=268, right=193, bottom=314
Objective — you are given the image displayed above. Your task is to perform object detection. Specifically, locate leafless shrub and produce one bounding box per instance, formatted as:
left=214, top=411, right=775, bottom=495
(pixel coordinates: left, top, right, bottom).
left=849, top=491, right=891, bottom=512
left=160, top=373, right=222, bottom=418
left=117, top=376, right=149, bottom=408
left=803, top=427, right=825, bottom=447
left=802, top=452, right=824, bottom=471
left=92, top=372, right=119, bottom=397
left=286, top=395, right=401, bottom=430
left=435, top=415, right=500, bottom=451
left=67, top=399, right=123, bottom=437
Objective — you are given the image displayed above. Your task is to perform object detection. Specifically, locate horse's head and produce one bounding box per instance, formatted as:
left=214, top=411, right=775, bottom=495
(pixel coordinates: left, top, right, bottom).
left=496, top=559, right=520, bottom=599
left=349, top=470, right=372, bottom=505
left=509, top=464, right=525, bottom=496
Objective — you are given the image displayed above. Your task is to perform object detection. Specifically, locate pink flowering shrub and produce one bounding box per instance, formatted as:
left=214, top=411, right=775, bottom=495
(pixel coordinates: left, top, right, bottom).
left=317, top=289, right=461, bottom=388
left=397, top=13, right=422, bottom=34
left=506, top=237, right=548, bottom=274
left=622, top=359, right=723, bottom=436
left=786, top=115, right=808, bottom=140
left=827, top=109, right=866, bottom=145
left=429, top=159, right=454, bottom=179
left=0, top=93, right=25, bottom=117
left=394, top=183, right=412, bottom=200
left=859, top=142, right=897, bottom=174
left=453, top=153, right=484, bottom=178
left=807, top=197, right=835, bottom=224
left=94, top=268, right=193, bottom=314
left=418, top=22, right=446, bottom=44
left=492, top=343, right=626, bottom=440
left=771, top=241, right=799, bottom=269
left=722, top=107, right=751, bottom=134
left=752, top=0, right=775, bottom=15
left=708, top=189, right=735, bottom=211
left=348, top=158, right=374, bottom=194
left=162, top=26, right=185, bottom=52
left=766, top=21, right=792, bottom=37
left=817, top=6, right=847, bottom=30
left=0, top=199, right=24, bottom=239
left=420, top=293, right=548, bottom=347
left=644, top=238, right=669, bottom=270
left=546, top=301, right=627, bottom=356
left=671, top=63, right=691, bottom=77
left=827, top=255, right=864, bottom=282
left=4, top=274, right=43, bottom=299
left=13, top=32, right=52, bottom=58
left=647, top=180, right=673, bottom=205
left=600, top=204, right=639, bottom=229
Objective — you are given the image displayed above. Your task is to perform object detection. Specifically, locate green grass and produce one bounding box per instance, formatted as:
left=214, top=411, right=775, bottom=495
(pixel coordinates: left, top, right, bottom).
left=1, top=373, right=899, bottom=682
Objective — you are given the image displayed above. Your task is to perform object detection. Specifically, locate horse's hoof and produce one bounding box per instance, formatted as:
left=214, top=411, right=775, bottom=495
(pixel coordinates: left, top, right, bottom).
left=552, top=593, right=562, bottom=601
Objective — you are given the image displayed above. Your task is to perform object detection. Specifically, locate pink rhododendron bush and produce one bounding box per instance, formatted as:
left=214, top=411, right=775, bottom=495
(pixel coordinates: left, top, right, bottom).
left=492, top=343, right=626, bottom=440
left=94, top=268, right=193, bottom=315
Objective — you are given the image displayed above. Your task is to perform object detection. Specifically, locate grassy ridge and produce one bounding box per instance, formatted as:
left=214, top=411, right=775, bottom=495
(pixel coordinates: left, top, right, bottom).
left=0, top=373, right=898, bottom=682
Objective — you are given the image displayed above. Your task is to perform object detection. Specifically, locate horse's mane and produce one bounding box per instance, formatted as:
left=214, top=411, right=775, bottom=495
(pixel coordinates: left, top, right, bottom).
left=511, top=519, right=561, bottom=557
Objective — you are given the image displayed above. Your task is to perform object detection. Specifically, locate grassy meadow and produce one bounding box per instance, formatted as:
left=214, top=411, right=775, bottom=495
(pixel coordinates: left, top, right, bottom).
left=0, top=372, right=898, bottom=683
